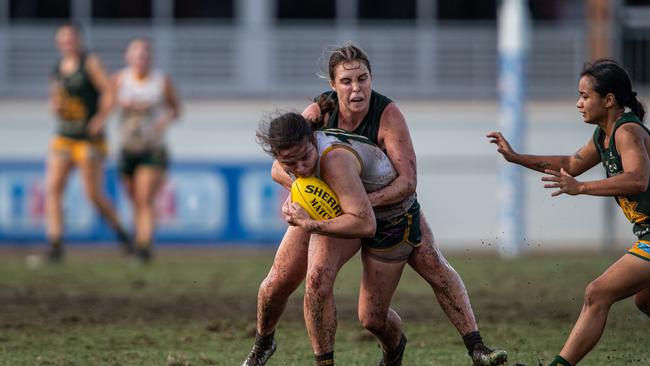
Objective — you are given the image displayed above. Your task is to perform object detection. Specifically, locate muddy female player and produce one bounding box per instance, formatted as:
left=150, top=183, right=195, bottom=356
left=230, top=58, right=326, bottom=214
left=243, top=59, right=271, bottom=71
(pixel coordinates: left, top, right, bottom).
left=251, top=112, right=418, bottom=366
left=488, top=59, right=650, bottom=366
left=243, top=43, right=506, bottom=366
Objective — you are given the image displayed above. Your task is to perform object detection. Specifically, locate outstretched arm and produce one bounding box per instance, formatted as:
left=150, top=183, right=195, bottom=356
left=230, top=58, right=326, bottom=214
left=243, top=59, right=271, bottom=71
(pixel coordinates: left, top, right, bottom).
left=487, top=131, right=600, bottom=177
left=542, top=124, right=650, bottom=197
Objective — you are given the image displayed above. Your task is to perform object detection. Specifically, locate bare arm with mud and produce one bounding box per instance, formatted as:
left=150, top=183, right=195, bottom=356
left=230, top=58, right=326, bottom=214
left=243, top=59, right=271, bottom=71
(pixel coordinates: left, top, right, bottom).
left=487, top=131, right=600, bottom=176
left=285, top=148, right=376, bottom=238
left=370, top=103, right=417, bottom=206
left=542, top=124, right=650, bottom=197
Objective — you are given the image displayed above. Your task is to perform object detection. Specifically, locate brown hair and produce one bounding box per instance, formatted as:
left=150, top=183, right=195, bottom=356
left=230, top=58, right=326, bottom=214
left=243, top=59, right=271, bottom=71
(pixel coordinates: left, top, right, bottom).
left=326, top=42, right=372, bottom=82
left=257, top=112, right=321, bottom=157
left=313, top=43, right=372, bottom=125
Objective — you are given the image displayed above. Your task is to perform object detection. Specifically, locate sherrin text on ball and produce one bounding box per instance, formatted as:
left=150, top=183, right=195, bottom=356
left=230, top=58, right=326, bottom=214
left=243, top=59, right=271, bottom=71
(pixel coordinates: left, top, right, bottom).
left=291, top=177, right=342, bottom=220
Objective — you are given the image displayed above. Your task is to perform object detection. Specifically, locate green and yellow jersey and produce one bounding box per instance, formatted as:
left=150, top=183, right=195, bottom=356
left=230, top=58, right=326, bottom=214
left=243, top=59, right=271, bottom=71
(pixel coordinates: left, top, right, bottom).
left=593, top=112, right=650, bottom=239
left=51, top=53, right=100, bottom=140
left=315, top=90, right=392, bottom=146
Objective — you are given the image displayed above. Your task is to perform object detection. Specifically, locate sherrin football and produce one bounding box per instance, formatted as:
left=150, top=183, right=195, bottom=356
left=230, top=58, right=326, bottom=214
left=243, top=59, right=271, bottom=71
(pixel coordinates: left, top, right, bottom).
left=291, top=176, right=343, bottom=220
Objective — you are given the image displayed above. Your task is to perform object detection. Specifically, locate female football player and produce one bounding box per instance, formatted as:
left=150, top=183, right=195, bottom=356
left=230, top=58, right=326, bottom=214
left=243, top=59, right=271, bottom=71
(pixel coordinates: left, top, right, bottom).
left=113, top=38, right=181, bottom=263
left=251, top=111, right=416, bottom=366
left=488, top=59, right=650, bottom=366
left=46, top=23, right=132, bottom=261
left=243, top=43, right=505, bottom=366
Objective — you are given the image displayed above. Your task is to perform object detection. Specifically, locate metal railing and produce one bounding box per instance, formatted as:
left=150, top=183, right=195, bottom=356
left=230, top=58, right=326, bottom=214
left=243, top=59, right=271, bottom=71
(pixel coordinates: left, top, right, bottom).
left=0, top=21, right=587, bottom=98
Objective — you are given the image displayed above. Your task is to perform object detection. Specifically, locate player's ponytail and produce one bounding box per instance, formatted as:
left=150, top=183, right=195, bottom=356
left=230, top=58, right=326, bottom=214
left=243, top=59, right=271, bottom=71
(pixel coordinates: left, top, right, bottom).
left=310, top=92, right=337, bottom=130
left=626, top=91, right=645, bottom=122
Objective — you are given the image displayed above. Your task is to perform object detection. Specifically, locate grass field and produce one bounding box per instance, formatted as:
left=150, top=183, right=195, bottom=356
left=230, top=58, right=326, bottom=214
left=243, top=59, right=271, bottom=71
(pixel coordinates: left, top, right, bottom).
left=0, top=246, right=648, bottom=366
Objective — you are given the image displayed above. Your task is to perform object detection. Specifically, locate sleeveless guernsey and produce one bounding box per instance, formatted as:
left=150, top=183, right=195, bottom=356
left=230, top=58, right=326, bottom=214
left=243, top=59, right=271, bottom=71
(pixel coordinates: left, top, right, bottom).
left=117, top=68, right=167, bottom=152
left=51, top=53, right=100, bottom=140
left=593, top=112, right=650, bottom=238
left=314, top=129, right=416, bottom=220
left=316, top=90, right=392, bottom=146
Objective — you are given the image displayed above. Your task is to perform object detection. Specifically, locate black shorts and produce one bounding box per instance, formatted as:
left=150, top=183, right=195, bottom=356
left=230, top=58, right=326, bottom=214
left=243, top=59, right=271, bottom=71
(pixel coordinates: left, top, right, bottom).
left=362, top=200, right=422, bottom=262
left=118, top=147, right=168, bottom=177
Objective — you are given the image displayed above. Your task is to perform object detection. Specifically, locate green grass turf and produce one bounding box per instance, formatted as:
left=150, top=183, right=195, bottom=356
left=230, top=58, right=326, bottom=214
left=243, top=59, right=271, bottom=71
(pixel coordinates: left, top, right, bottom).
left=0, top=247, right=647, bottom=365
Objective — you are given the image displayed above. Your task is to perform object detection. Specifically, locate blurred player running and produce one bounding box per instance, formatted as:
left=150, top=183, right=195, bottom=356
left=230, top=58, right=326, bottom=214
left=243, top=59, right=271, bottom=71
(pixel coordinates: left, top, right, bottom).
left=113, top=38, right=180, bottom=263
left=46, top=23, right=132, bottom=261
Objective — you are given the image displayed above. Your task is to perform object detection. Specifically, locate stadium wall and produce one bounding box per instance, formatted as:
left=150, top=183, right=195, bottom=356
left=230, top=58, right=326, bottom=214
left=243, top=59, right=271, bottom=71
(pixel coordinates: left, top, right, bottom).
left=0, top=98, right=634, bottom=253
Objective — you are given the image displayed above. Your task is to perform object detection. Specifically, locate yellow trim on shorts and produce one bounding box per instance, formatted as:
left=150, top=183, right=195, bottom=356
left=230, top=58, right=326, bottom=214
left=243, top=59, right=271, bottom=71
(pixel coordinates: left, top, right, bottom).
left=50, top=136, right=108, bottom=164
left=626, top=239, right=650, bottom=262
left=402, top=213, right=412, bottom=244
left=366, top=236, right=422, bottom=255
left=370, top=213, right=422, bottom=253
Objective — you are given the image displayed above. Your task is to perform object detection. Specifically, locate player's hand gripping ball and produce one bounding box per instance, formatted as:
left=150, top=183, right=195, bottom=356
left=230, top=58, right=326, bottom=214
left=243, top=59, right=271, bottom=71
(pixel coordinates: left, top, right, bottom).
left=290, top=177, right=343, bottom=220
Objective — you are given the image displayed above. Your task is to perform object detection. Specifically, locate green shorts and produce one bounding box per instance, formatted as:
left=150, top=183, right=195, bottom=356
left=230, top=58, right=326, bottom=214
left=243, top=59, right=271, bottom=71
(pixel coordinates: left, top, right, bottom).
left=362, top=200, right=422, bottom=262
left=119, top=147, right=168, bottom=177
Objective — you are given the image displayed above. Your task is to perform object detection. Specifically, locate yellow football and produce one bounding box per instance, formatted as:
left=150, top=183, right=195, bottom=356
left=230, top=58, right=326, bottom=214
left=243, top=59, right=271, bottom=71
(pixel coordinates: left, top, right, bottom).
left=291, top=176, right=343, bottom=220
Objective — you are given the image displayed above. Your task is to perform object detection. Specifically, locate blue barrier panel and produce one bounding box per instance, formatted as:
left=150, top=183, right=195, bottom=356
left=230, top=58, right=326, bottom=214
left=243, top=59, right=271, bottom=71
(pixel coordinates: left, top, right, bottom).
left=0, top=160, right=288, bottom=244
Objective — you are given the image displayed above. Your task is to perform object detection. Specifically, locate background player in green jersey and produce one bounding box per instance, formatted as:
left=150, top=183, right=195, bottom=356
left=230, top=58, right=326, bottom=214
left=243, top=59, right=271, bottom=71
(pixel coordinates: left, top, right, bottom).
left=488, top=59, right=650, bottom=366
left=47, top=23, right=132, bottom=261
